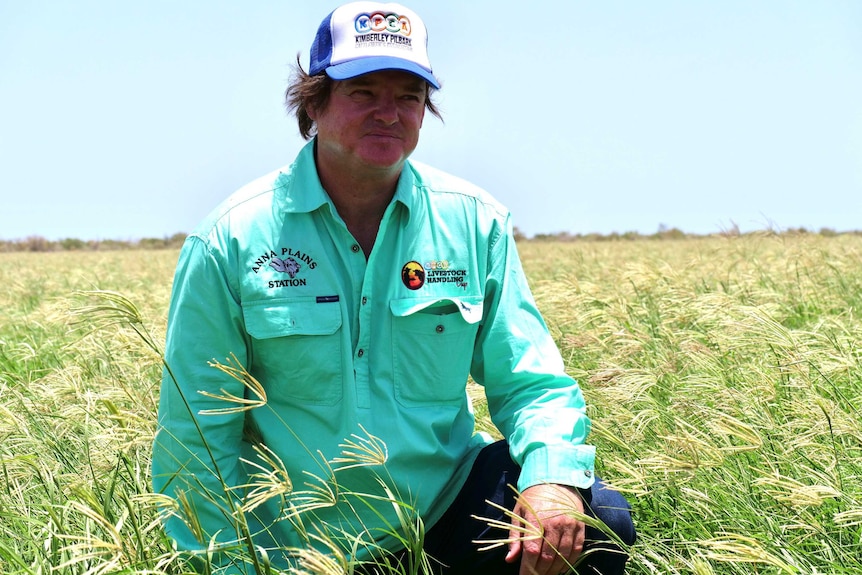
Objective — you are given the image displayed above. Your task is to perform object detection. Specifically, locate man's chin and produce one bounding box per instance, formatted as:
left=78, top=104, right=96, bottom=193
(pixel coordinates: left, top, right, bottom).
left=358, top=150, right=412, bottom=171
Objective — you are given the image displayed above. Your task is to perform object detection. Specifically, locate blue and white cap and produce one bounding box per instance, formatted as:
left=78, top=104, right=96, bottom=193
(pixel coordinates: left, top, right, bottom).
left=309, top=2, right=440, bottom=89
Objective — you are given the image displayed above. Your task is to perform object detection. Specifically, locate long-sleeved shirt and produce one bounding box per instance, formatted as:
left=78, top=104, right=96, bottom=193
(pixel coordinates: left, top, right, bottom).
left=151, top=139, right=596, bottom=572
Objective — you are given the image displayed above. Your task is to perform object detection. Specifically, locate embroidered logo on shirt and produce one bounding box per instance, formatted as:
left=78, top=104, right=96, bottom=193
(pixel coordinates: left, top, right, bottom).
left=423, top=259, right=469, bottom=290
left=401, top=261, right=425, bottom=290
left=250, top=248, right=318, bottom=289
left=270, top=256, right=300, bottom=277
left=402, top=259, right=470, bottom=291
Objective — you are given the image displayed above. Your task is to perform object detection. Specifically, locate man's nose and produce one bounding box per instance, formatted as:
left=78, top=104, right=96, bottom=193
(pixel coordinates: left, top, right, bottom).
left=374, top=95, right=398, bottom=124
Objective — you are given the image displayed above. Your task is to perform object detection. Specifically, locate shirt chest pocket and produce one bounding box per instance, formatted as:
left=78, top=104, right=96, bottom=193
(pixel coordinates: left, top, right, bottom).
left=243, top=298, right=344, bottom=405
left=390, top=296, right=483, bottom=407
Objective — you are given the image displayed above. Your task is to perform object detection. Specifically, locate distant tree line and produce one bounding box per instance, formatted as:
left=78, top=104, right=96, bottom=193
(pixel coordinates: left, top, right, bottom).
left=2, top=227, right=859, bottom=253
left=516, top=224, right=860, bottom=243
left=0, top=233, right=189, bottom=253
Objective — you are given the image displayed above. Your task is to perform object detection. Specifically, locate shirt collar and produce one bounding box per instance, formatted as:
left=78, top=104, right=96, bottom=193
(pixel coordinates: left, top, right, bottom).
left=392, top=157, right=417, bottom=225
left=276, top=140, right=330, bottom=214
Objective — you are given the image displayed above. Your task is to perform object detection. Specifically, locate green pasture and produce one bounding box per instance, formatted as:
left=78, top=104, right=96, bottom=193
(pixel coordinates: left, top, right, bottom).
left=1, top=234, right=860, bottom=573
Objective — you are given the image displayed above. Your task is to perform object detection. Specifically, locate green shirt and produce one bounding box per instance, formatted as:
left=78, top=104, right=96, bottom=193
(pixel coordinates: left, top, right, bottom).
left=152, top=140, right=595, bottom=571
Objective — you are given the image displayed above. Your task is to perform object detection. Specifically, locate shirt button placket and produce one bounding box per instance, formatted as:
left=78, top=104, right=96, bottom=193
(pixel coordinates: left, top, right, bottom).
left=355, top=291, right=371, bottom=408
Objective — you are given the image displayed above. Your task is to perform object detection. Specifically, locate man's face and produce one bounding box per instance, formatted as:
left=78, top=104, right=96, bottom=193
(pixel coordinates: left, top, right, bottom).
left=311, top=70, right=427, bottom=174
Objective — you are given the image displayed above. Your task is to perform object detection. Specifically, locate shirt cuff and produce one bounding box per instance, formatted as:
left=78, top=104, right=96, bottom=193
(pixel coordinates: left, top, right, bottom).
left=516, top=443, right=597, bottom=491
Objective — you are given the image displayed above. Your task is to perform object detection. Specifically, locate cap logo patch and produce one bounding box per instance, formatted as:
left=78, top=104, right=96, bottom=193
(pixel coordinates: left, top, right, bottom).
left=355, top=12, right=411, bottom=36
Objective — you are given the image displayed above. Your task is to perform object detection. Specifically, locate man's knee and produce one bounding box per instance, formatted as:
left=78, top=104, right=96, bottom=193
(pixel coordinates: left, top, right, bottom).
left=574, top=478, right=635, bottom=574
left=584, top=478, right=636, bottom=546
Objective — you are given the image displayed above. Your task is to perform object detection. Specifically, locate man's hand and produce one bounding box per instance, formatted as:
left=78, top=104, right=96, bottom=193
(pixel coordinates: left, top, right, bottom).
left=505, top=483, right=586, bottom=575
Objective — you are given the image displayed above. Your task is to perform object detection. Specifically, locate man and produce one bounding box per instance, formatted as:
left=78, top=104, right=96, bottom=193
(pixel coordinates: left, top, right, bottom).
left=152, top=2, right=635, bottom=574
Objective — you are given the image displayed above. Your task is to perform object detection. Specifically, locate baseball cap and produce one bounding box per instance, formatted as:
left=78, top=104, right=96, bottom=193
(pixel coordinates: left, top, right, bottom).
left=309, top=2, right=440, bottom=89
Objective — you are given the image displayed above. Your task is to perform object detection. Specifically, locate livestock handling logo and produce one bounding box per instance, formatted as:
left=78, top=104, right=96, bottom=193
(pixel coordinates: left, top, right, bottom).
left=401, top=261, right=425, bottom=290
left=354, top=11, right=413, bottom=48
left=401, top=259, right=469, bottom=291
left=250, top=247, right=317, bottom=289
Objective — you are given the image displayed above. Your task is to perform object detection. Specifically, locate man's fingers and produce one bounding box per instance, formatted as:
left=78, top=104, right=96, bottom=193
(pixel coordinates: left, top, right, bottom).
left=506, top=502, right=527, bottom=564
left=517, top=512, right=585, bottom=574
left=519, top=536, right=563, bottom=575
left=556, top=527, right=576, bottom=570
left=506, top=531, right=522, bottom=564
left=517, top=537, right=543, bottom=575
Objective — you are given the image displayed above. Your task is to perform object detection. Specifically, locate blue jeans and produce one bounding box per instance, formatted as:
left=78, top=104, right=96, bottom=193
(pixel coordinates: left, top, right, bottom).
left=423, top=440, right=636, bottom=574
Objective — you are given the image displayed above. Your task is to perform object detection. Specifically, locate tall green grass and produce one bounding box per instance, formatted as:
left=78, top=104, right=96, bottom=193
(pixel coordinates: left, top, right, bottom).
left=0, top=252, right=175, bottom=573
left=1, top=235, right=860, bottom=573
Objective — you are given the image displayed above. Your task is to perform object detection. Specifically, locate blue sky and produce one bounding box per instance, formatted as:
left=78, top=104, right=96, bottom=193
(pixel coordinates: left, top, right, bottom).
left=1, top=0, right=860, bottom=240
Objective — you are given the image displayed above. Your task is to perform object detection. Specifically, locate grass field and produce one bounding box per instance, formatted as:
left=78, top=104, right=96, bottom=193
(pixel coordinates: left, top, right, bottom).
left=1, top=234, right=860, bottom=574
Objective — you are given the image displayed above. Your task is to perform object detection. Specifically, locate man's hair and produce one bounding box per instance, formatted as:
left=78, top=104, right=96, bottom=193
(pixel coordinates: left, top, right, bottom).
left=284, top=56, right=442, bottom=140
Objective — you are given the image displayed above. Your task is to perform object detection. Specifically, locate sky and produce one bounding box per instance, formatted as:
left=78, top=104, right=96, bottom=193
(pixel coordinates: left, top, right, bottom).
left=1, top=0, right=860, bottom=241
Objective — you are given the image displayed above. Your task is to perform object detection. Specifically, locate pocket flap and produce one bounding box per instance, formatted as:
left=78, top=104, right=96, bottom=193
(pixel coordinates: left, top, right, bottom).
left=243, top=298, right=342, bottom=339
left=389, top=296, right=484, bottom=324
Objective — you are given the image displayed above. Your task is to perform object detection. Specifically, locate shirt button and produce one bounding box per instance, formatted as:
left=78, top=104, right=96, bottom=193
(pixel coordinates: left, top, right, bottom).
left=351, top=244, right=360, bottom=253
left=584, top=470, right=592, bottom=478
left=361, top=296, right=368, bottom=305
left=435, top=325, right=445, bottom=333
left=357, top=349, right=365, bottom=358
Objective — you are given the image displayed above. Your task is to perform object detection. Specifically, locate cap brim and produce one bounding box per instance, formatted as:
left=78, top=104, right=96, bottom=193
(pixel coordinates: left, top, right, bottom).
left=326, top=56, right=440, bottom=89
